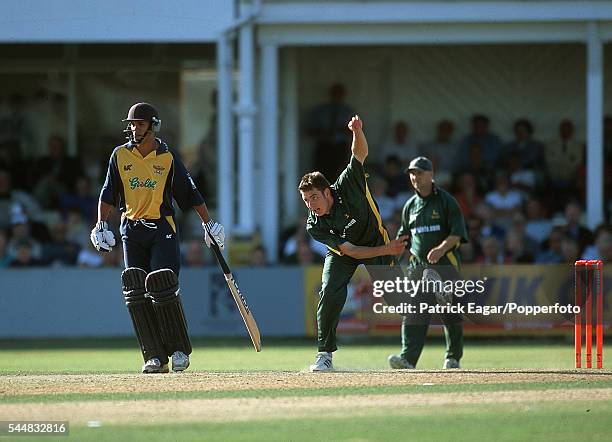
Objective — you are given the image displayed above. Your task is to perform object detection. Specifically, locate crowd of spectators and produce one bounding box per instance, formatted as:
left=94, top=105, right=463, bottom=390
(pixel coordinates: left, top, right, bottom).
left=1, top=87, right=610, bottom=268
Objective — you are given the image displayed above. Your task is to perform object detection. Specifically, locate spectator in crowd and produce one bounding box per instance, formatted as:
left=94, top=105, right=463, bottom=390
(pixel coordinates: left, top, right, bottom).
left=503, top=118, right=545, bottom=169
left=306, top=83, right=355, bottom=181
left=284, top=238, right=324, bottom=265
left=250, top=244, right=269, bottom=267
left=77, top=242, right=122, bottom=268
left=506, top=151, right=538, bottom=196
left=383, top=155, right=411, bottom=200
left=9, top=238, right=44, bottom=267
left=7, top=207, right=43, bottom=260
left=460, top=241, right=476, bottom=264
left=64, top=207, right=90, bottom=249
left=31, top=134, right=82, bottom=210
left=560, top=235, right=581, bottom=264
left=369, top=176, right=396, bottom=221
left=535, top=226, right=565, bottom=263
left=465, top=216, right=484, bottom=258
left=457, top=114, right=503, bottom=170
left=419, top=119, right=458, bottom=177
left=525, top=197, right=553, bottom=245
left=506, top=213, right=539, bottom=258
left=0, top=169, right=42, bottom=230
left=484, top=172, right=523, bottom=229
left=182, top=239, right=206, bottom=267
left=457, top=143, right=492, bottom=193
left=453, top=172, right=483, bottom=220
left=505, top=230, right=534, bottom=263
left=477, top=236, right=509, bottom=264
left=562, top=201, right=594, bottom=254
left=0, top=228, right=10, bottom=267
left=60, top=176, right=97, bottom=223
left=41, top=219, right=81, bottom=266
left=544, top=119, right=584, bottom=209
left=582, top=227, right=612, bottom=262
left=282, top=215, right=327, bottom=261
left=474, top=202, right=506, bottom=242
left=381, top=120, right=418, bottom=166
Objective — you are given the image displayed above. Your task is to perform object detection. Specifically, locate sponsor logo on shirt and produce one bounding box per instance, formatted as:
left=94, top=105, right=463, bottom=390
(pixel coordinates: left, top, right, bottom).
left=411, top=225, right=441, bottom=234
left=431, top=210, right=440, bottom=220
left=153, top=165, right=165, bottom=175
left=129, top=177, right=157, bottom=190
left=123, top=164, right=133, bottom=171
left=341, top=218, right=357, bottom=238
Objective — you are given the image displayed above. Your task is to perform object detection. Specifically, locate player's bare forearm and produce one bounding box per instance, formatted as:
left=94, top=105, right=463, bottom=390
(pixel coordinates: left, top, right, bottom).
left=427, top=235, right=461, bottom=264
left=348, top=115, right=368, bottom=163
left=193, top=203, right=211, bottom=223
left=97, top=201, right=113, bottom=222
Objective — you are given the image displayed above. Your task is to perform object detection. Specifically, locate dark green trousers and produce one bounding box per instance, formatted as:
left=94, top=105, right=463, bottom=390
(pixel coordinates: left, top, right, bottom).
left=317, top=253, right=395, bottom=352
left=400, top=320, right=463, bottom=367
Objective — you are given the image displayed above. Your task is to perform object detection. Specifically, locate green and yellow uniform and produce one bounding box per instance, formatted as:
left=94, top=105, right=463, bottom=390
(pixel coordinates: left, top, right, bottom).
left=397, top=184, right=468, bottom=366
left=307, top=155, right=391, bottom=352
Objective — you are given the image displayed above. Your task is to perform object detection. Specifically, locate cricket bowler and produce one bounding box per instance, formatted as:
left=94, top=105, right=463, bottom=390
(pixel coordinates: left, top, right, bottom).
left=90, top=102, right=225, bottom=373
left=298, top=115, right=408, bottom=372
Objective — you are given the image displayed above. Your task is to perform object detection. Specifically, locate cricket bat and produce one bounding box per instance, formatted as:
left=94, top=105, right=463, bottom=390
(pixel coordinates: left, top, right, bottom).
left=205, top=228, right=261, bottom=352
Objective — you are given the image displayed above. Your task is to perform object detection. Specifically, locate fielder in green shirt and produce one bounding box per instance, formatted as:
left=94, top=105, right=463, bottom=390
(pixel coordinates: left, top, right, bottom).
left=298, top=115, right=408, bottom=372
left=388, top=156, right=469, bottom=369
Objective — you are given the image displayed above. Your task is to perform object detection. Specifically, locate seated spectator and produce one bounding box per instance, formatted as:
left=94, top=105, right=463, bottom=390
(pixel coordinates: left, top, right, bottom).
left=476, top=236, right=510, bottom=264
left=560, top=235, right=581, bottom=263
left=381, top=120, right=419, bottom=166
left=474, top=203, right=506, bottom=242
left=505, top=230, right=534, bottom=263
left=0, top=169, right=42, bottom=230
left=64, top=208, right=90, bottom=249
left=419, top=119, right=458, bottom=177
left=582, top=227, right=612, bottom=262
left=383, top=155, right=411, bottom=199
left=457, top=114, right=503, bottom=170
left=250, top=245, right=269, bottom=267
left=369, top=176, right=396, bottom=221
left=453, top=172, right=482, bottom=220
left=460, top=241, right=476, bottom=264
left=457, top=143, right=493, bottom=193
left=41, top=219, right=81, bottom=266
left=525, top=197, right=553, bottom=245
left=503, top=118, right=545, bottom=169
left=31, top=134, right=82, bottom=210
left=535, top=226, right=565, bottom=264
left=544, top=119, right=584, bottom=210
left=282, top=215, right=327, bottom=260
left=285, top=238, right=324, bottom=265
left=60, top=176, right=97, bottom=223
left=507, top=213, right=540, bottom=258
left=77, top=243, right=122, bottom=268
left=7, top=207, right=43, bottom=260
left=465, top=216, right=484, bottom=258
left=484, top=172, right=523, bottom=229
left=9, top=238, right=45, bottom=267
left=561, top=201, right=593, bottom=254
left=0, top=228, right=10, bottom=267
left=506, top=151, right=537, bottom=196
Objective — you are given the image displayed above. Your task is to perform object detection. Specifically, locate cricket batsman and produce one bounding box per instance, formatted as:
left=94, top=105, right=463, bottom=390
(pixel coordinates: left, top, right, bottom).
left=90, top=102, right=224, bottom=373
left=298, top=115, right=408, bottom=372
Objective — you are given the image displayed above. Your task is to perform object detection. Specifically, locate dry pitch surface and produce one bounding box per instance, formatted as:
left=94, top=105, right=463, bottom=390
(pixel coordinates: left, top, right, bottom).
left=2, top=370, right=611, bottom=425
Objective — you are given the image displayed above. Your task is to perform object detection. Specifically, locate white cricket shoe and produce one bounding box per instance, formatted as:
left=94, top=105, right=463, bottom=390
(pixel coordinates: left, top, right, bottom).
left=142, top=358, right=169, bottom=374
left=309, top=352, right=333, bottom=372
left=172, top=351, right=190, bottom=372
left=443, top=358, right=460, bottom=369
left=388, top=354, right=415, bottom=369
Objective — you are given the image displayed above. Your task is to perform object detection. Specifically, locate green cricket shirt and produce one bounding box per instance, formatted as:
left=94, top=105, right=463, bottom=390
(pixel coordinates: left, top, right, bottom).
left=306, top=155, right=389, bottom=256
left=397, top=184, right=468, bottom=268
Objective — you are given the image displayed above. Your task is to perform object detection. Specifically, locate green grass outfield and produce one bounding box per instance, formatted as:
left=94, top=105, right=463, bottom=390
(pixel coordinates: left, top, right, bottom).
left=1, top=338, right=611, bottom=441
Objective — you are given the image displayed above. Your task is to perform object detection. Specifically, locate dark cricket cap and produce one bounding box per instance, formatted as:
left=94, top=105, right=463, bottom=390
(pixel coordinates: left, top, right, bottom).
left=405, top=156, right=433, bottom=173
left=122, top=102, right=159, bottom=122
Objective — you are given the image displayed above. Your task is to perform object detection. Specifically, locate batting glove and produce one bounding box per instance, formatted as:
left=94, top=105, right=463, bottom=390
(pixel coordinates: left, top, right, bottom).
left=90, top=221, right=116, bottom=253
left=203, top=220, right=225, bottom=250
